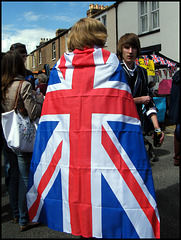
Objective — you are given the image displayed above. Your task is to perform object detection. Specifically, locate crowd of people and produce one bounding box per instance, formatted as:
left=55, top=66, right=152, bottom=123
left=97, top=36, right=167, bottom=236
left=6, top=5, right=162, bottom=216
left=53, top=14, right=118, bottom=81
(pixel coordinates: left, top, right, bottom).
left=1, top=17, right=180, bottom=238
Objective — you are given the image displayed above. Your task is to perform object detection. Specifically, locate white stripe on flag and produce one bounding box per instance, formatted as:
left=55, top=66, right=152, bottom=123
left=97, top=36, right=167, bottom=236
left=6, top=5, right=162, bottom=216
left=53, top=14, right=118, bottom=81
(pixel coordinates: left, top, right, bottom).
left=47, top=53, right=74, bottom=93
left=27, top=114, right=71, bottom=232
left=93, top=48, right=131, bottom=93
left=91, top=114, right=157, bottom=238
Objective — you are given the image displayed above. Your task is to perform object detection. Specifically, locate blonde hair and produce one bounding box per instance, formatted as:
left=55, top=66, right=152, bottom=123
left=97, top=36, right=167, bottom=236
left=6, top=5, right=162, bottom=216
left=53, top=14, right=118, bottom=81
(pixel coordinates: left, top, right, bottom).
left=67, top=18, right=107, bottom=52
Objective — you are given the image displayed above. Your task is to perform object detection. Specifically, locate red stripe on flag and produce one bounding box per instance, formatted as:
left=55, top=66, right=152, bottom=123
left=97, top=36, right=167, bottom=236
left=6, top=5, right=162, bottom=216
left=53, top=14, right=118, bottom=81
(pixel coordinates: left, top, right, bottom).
left=58, top=54, right=67, bottom=80
left=102, top=48, right=111, bottom=64
left=28, top=141, right=63, bottom=221
left=42, top=88, right=139, bottom=120
left=68, top=52, right=95, bottom=237
left=101, top=127, right=160, bottom=238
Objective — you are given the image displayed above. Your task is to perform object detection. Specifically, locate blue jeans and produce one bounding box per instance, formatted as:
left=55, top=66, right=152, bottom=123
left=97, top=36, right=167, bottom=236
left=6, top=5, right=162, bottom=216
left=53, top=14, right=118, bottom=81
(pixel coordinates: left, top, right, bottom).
left=2, top=136, right=10, bottom=193
left=7, top=148, right=32, bottom=226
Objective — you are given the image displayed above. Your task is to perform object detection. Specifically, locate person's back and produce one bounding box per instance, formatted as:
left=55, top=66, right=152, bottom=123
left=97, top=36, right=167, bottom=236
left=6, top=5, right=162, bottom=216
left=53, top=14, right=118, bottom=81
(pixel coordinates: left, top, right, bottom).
left=26, top=19, right=160, bottom=238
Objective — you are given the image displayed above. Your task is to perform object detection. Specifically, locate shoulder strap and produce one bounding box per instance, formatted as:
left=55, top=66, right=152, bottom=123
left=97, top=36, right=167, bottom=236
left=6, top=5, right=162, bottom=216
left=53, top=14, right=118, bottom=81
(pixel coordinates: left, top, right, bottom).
left=12, top=80, right=24, bottom=111
left=139, top=66, right=151, bottom=94
left=140, top=66, right=147, bottom=84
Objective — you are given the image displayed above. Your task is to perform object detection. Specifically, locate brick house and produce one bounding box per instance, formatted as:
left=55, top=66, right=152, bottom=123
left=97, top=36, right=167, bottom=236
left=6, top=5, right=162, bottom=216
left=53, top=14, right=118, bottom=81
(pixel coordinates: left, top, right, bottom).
left=26, top=28, right=69, bottom=76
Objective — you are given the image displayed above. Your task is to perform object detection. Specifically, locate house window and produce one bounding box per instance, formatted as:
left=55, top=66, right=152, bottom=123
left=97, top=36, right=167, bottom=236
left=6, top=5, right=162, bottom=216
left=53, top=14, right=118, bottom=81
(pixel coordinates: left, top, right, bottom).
left=32, top=54, right=35, bottom=68
left=52, top=42, right=56, bottom=59
left=95, top=13, right=107, bottom=28
left=102, top=15, right=107, bottom=28
left=139, top=2, right=159, bottom=34
left=39, top=49, right=42, bottom=64
left=140, top=2, right=148, bottom=32
left=95, top=13, right=107, bottom=45
left=151, top=2, right=159, bottom=29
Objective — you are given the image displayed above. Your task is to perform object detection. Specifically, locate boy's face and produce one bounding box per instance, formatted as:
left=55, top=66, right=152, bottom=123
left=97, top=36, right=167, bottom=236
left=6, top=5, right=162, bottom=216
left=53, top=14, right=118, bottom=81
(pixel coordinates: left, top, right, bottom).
left=122, top=44, right=137, bottom=65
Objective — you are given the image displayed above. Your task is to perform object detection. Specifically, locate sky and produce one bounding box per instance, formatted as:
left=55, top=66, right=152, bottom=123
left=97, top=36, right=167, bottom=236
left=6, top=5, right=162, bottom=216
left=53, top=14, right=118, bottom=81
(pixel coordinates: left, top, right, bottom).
left=2, top=1, right=115, bottom=54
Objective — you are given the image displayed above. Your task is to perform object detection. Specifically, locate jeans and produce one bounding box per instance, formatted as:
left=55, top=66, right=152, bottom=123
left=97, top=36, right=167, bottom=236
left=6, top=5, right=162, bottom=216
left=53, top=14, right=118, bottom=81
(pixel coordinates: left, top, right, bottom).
left=2, top=136, right=10, bottom=193
left=7, top=147, right=32, bottom=226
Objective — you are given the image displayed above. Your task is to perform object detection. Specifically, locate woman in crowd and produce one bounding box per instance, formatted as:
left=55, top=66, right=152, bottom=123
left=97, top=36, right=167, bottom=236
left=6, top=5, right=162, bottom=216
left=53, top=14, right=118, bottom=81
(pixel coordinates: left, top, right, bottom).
left=1, top=50, right=44, bottom=231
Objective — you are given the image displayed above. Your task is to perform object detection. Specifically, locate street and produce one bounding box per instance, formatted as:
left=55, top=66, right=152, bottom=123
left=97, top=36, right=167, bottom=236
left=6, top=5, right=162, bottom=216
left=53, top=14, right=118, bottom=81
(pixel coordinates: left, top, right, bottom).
left=1, top=124, right=179, bottom=238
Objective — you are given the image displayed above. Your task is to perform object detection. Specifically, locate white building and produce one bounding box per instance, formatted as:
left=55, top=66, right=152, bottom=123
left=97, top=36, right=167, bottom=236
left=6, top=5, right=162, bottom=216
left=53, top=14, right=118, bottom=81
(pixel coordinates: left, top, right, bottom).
left=117, top=1, right=180, bottom=62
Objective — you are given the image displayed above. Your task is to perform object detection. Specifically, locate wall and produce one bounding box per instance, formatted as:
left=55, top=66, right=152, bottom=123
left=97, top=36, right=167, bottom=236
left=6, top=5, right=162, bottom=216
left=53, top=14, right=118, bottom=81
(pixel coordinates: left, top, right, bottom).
left=105, top=7, right=116, bottom=54
left=60, top=34, right=68, bottom=56
left=159, top=1, right=179, bottom=62
left=117, top=2, right=138, bottom=40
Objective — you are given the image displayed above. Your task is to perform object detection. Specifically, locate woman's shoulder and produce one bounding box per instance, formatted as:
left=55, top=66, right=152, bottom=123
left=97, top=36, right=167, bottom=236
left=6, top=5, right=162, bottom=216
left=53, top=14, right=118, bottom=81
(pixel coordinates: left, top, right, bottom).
left=11, top=77, right=32, bottom=92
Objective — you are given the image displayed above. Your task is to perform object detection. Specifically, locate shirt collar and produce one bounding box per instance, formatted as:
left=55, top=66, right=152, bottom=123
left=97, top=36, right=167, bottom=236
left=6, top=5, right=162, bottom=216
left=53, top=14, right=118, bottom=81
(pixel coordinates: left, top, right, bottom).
left=123, top=60, right=137, bottom=76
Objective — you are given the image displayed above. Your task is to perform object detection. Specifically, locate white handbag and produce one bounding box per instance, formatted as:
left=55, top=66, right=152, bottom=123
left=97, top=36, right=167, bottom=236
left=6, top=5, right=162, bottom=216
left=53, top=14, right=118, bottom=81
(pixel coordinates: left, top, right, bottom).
left=1, top=81, right=39, bottom=152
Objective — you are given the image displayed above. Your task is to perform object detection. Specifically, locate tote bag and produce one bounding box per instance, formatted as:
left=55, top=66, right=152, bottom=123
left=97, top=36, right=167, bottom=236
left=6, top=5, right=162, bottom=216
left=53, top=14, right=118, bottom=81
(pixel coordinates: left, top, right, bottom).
left=1, top=80, right=39, bottom=152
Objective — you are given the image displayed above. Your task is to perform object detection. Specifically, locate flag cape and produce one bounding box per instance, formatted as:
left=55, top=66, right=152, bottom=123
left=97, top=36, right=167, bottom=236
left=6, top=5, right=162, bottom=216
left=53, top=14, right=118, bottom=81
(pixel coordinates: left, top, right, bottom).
left=27, top=46, right=160, bottom=238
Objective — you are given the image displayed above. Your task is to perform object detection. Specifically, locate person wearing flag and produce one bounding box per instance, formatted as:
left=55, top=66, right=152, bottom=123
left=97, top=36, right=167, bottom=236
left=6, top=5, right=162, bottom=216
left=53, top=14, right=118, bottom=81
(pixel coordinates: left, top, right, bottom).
left=27, top=18, right=160, bottom=238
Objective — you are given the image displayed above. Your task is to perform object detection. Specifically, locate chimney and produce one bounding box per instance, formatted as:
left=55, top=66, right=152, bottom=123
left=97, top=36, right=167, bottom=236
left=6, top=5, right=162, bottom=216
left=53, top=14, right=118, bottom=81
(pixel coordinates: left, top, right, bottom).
left=89, top=3, right=94, bottom=9
left=56, top=28, right=60, bottom=37
left=40, top=38, right=45, bottom=45
left=55, top=28, right=68, bottom=37
left=87, top=3, right=104, bottom=17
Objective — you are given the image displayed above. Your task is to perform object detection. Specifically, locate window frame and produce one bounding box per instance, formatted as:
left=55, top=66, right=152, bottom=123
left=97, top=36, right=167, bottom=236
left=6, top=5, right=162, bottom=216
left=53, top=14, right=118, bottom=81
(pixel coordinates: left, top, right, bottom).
left=32, top=54, right=35, bottom=68
left=151, top=2, right=159, bottom=30
left=39, top=49, right=42, bottom=65
left=139, top=2, right=160, bottom=35
left=94, top=12, right=107, bottom=46
left=52, top=42, right=56, bottom=60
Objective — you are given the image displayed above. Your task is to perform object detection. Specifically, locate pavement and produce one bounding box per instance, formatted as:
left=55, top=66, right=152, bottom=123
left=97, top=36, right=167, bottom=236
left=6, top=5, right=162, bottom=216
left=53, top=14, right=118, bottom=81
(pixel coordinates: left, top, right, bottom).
left=1, top=123, right=180, bottom=239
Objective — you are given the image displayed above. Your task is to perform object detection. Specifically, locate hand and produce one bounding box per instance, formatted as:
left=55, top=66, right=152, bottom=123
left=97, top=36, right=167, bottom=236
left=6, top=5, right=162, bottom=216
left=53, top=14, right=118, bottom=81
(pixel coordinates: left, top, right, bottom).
left=134, top=96, right=151, bottom=105
left=141, top=96, right=151, bottom=105
left=35, top=92, right=44, bottom=100
left=152, top=131, right=164, bottom=146
left=159, top=131, right=164, bottom=145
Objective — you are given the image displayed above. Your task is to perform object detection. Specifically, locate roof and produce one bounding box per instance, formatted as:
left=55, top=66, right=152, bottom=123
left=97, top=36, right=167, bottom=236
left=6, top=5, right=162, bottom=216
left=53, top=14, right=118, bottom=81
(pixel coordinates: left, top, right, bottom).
left=29, top=28, right=70, bottom=55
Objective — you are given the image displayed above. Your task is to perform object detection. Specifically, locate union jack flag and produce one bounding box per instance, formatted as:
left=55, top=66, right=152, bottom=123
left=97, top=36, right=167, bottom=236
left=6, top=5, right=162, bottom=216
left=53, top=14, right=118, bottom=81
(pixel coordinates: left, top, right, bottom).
left=151, top=55, right=174, bottom=66
left=166, top=59, right=176, bottom=67
left=142, top=55, right=149, bottom=65
left=151, top=55, right=160, bottom=64
left=159, top=57, right=167, bottom=65
left=27, top=46, right=160, bottom=238
left=135, top=58, right=139, bottom=65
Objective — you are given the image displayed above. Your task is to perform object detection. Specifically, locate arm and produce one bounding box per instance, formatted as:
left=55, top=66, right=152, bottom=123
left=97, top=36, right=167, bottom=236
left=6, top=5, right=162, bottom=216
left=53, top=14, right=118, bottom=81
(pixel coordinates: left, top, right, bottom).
left=20, top=81, right=44, bottom=121
left=150, top=113, right=164, bottom=145
left=134, top=95, right=151, bottom=105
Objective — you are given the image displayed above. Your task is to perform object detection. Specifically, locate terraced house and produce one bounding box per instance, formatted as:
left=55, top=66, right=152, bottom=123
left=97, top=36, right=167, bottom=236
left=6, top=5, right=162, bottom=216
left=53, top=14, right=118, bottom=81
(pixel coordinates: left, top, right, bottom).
left=26, top=1, right=180, bottom=79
